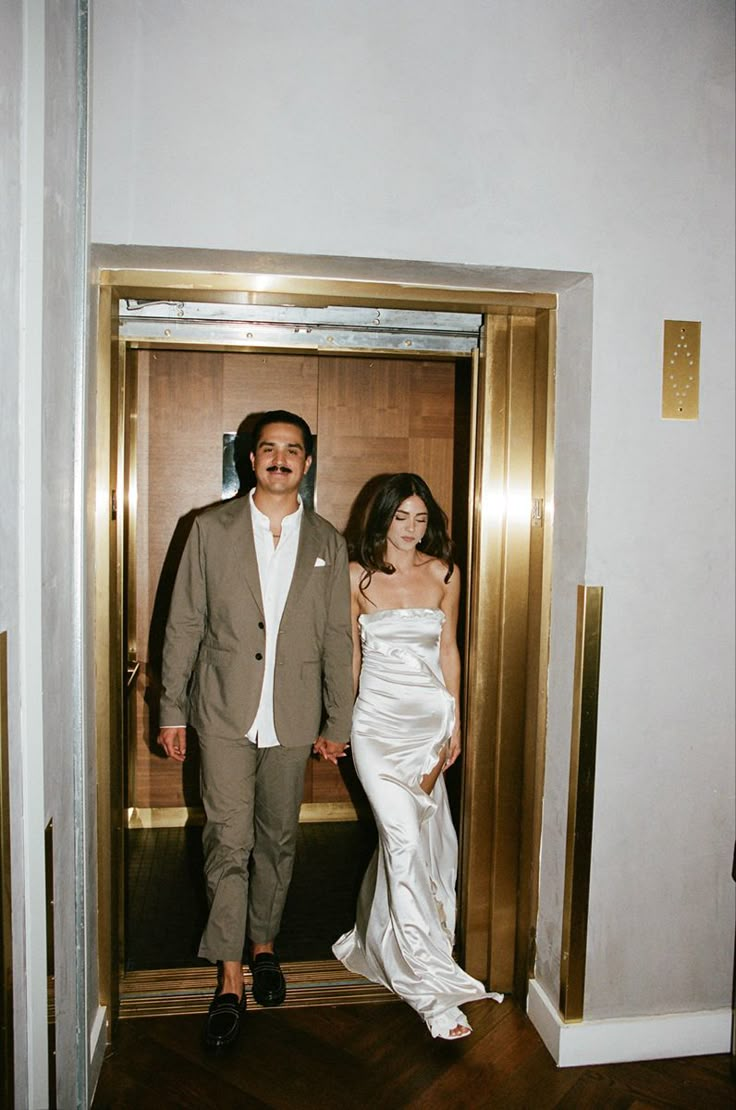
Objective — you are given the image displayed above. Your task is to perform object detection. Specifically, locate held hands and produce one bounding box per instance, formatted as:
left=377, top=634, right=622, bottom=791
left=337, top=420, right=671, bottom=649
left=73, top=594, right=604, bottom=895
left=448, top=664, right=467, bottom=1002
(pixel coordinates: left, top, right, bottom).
left=313, top=736, right=350, bottom=765
left=157, top=726, right=187, bottom=762
left=158, top=728, right=348, bottom=765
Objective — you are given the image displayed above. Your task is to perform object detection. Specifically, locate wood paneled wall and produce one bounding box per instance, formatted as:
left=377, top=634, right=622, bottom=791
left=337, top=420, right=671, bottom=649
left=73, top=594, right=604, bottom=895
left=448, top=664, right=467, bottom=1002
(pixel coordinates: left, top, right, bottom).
left=129, top=349, right=459, bottom=812
left=316, top=357, right=455, bottom=531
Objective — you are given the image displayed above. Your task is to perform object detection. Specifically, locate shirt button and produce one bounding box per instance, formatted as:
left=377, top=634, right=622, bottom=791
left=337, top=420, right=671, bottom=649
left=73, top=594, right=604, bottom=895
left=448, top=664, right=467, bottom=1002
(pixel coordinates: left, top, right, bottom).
left=255, top=653, right=263, bottom=661
left=258, top=621, right=264, bottom=629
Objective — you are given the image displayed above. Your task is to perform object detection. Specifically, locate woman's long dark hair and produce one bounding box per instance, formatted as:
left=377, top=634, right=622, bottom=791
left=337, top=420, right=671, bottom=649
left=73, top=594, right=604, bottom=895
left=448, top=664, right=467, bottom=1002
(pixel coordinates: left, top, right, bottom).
left=356, top=473, right=455, bottom=596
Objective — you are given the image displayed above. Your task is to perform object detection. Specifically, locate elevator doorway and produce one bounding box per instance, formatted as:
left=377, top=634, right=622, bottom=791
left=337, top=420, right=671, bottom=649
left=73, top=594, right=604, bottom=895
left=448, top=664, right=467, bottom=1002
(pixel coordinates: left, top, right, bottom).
left=93, top=260, right=556, bottom=1025
left=124, top=347, right=473, bottom=973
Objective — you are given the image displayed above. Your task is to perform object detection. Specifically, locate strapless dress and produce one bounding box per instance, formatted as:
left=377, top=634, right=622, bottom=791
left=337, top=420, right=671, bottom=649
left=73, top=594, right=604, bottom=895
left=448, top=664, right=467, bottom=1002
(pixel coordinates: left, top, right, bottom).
left=332, top=608, right=502, bottom=1036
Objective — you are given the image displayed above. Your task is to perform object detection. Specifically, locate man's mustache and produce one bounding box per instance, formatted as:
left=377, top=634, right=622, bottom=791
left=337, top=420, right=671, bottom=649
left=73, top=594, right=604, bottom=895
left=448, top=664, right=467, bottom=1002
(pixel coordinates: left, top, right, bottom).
left=266, top=464, right=293, bottom=473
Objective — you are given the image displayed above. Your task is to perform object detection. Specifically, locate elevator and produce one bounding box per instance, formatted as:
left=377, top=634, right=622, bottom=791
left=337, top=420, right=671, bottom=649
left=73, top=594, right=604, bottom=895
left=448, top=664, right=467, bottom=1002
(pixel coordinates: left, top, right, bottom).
left=92, top=255, right=556, bottom=1025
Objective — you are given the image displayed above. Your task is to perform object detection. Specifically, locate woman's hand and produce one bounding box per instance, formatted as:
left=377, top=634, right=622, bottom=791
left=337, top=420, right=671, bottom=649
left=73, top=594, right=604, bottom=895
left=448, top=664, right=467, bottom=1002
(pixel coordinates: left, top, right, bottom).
left=313, top=737, right=350, bottom=765
left=444, top=729, right=461, bottom=770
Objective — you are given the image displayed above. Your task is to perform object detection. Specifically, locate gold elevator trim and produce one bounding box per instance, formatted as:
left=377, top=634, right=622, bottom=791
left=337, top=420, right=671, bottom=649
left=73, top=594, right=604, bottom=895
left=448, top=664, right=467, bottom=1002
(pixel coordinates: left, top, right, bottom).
left=125, top=802, right=359, bottom=829
left=459, top=310, right=555, bottom=996
left=559, top=585, right=604, bottom=1022
left=45, top=821, right=56, bottom=1103
left=0, top=632, right=13, bottom=1107
left=93, top=255, right=558, bottom=1023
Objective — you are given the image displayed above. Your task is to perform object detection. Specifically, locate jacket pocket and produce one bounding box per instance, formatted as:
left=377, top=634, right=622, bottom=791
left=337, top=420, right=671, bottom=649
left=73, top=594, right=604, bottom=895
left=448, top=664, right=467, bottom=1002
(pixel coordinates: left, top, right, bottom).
left=300, top=660, right=321, bottom=681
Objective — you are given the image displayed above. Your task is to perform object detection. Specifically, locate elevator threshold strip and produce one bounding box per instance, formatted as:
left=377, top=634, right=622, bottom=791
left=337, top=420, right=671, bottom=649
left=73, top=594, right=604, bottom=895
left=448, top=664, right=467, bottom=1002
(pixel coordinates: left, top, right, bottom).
left=119, top=959, right=395, bottom=1018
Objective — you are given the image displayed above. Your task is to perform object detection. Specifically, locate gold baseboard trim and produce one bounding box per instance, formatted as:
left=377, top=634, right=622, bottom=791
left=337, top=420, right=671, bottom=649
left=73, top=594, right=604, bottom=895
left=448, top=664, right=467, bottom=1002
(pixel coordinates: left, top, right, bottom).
left=300, top=802, right=361, bottom=823
left=0, top=632, right=13, bottom=1108
left=559, top=585, right=603, bottom=1022
left=45, top=821, right=56, bottom=1105
left=126, top=806, right=199, bottom=829
left=119, top=960, right=394, bottom=1019
left=126, top=801, right=360, bottom=829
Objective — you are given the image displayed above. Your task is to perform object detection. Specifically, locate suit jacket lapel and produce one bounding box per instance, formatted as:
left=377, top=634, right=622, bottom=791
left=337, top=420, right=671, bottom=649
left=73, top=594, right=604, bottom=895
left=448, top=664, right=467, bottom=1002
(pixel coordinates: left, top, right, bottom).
left=235, top=498, right=264, bottom=614
left=282, top=512, right=321, bottom=625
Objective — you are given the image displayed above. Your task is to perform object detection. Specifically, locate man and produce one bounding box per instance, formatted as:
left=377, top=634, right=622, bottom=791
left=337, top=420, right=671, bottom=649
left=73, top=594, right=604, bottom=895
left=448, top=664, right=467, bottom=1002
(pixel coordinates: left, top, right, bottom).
left=157, top=410, right=353, bottom=1051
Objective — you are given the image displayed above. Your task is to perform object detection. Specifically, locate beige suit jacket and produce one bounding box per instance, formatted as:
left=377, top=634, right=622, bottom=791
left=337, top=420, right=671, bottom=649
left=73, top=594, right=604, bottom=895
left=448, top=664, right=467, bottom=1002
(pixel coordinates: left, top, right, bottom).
left=159, top=496, right=354, bottom=746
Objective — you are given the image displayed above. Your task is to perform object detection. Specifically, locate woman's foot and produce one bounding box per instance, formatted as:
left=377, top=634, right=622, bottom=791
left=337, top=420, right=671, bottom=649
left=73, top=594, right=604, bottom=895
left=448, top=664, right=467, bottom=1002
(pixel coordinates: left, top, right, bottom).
left=427, top=1006, right=473, bottom=1040
left=446, top=1022, right=472, bottom=1039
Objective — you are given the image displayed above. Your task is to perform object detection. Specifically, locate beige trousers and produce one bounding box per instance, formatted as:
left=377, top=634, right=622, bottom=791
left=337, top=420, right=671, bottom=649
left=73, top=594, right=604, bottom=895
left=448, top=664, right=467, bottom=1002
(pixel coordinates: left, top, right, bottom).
left=197, top=734, right=312, bottom=963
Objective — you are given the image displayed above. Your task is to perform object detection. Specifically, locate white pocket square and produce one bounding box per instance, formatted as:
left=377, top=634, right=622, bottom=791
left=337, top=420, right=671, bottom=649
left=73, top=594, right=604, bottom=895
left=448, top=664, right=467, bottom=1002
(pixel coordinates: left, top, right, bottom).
left=314, top=557, right=326, bottom=567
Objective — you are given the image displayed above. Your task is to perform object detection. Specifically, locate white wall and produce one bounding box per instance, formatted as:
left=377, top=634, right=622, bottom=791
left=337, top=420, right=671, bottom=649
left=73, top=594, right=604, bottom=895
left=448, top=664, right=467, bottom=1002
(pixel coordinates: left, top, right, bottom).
left=1, top=1, right=93, bottom=1106
left=0, top=0, right=34, bottom=1098
left=90, top=0, right=734, bottom=1036
left=43, top=3, right=98, bottom=1107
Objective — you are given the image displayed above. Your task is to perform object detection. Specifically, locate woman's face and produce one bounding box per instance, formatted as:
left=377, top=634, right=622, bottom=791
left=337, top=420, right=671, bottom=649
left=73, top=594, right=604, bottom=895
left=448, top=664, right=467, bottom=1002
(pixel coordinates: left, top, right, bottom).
left=386, top=495, right=428, bottom=554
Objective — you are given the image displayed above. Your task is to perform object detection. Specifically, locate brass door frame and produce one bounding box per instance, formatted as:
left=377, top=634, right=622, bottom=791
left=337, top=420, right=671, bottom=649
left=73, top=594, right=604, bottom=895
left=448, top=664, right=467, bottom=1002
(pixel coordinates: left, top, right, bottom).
left=92, top=257, right=557, bottom=1024
left=460, top=309, right=555, bottom=998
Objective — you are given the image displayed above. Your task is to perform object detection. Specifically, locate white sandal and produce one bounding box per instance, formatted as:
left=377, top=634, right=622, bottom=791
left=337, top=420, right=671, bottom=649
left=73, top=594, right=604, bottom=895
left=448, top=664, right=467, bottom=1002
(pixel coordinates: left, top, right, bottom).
left=427, top=1006, right=473, bottom=1040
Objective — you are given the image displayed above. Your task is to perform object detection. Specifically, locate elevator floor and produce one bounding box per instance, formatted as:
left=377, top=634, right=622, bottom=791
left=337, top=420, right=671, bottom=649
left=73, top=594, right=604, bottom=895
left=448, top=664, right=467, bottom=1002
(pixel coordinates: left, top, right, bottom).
left=124, top=820, right=377, bottom=970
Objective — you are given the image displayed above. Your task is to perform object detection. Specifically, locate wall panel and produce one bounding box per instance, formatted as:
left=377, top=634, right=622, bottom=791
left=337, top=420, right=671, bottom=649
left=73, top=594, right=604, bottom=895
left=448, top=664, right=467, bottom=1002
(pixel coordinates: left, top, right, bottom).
left=130, top=349, right=458, bottom=811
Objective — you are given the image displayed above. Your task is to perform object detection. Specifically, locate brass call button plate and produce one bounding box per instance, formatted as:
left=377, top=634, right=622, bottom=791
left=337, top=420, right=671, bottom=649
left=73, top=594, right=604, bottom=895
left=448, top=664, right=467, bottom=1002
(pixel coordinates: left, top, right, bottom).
left=662, top=320, right=700, bottom=420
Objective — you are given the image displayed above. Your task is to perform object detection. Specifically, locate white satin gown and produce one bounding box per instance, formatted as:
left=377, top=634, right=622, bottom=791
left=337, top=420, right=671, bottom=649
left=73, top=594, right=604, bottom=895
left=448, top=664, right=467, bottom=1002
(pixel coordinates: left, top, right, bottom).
left=332, top=607, right=502, bottom=1037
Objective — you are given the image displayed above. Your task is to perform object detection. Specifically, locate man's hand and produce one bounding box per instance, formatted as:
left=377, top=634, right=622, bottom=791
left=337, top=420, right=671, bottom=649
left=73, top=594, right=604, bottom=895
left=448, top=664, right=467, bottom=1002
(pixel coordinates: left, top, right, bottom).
left=157, top=726, right=187, bottom=762
left=313, top=737, right=349, bottom=765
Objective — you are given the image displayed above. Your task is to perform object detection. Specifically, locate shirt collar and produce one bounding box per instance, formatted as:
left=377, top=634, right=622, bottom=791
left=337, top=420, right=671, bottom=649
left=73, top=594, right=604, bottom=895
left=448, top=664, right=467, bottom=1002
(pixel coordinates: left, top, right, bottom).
left=249, top=488, right=303, bottom=533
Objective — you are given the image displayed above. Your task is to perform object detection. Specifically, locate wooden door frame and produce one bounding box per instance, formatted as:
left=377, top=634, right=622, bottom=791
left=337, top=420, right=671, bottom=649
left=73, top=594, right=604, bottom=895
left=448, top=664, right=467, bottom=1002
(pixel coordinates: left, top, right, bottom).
left=92, top=249, right=565, bottom=1023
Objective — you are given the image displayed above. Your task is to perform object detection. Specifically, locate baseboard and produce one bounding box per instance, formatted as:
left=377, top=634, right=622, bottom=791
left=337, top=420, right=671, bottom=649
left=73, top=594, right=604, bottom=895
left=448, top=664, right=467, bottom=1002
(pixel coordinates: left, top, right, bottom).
left=527, top=978, right=732, bottom=1067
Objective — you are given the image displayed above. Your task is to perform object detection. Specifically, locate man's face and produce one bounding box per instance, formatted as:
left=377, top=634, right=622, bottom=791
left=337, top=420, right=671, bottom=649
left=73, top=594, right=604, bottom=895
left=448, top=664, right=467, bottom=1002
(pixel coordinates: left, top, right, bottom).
left=250, top=422, right=312, bottom=497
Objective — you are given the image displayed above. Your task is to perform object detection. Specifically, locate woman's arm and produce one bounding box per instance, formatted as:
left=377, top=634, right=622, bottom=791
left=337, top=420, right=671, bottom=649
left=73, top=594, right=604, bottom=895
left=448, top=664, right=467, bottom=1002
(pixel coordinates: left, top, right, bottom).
left=438, top=565, right=462, bottom=768
left=349, top=561, right=364, bottom=696
left=313, top=534, right=353, bottom=764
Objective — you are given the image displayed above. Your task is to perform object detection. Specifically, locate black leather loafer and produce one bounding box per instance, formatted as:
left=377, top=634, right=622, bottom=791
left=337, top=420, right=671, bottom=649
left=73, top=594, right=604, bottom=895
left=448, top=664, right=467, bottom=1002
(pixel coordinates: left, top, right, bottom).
left=250, top=952, right=286, bottom=1007
left=203, top=989, right=246, bottom=1052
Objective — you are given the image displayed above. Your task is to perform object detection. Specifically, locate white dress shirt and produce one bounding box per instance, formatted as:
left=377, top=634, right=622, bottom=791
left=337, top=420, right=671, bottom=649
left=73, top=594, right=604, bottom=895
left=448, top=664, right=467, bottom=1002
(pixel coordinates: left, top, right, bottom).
left=246, top=490, right=303, bottom=747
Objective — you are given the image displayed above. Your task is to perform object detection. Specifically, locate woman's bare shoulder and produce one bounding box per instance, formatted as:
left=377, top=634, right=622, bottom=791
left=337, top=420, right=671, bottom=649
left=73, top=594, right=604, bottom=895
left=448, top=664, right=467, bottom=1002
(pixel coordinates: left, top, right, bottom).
left=423, top=556, right=458, bottom=584
left=349, top=561, right=367, bottom=594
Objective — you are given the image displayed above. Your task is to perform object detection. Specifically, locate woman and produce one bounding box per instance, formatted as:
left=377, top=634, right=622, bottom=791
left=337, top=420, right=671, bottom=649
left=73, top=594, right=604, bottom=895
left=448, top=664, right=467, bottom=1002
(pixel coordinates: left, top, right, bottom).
left=333, top=474, right=502, bottom=1039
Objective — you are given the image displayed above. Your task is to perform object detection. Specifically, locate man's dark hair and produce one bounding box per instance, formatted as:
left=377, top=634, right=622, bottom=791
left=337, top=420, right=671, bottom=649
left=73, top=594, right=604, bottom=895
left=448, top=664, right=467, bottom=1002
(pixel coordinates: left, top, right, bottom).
left=250, top=410, right=313, bottom=457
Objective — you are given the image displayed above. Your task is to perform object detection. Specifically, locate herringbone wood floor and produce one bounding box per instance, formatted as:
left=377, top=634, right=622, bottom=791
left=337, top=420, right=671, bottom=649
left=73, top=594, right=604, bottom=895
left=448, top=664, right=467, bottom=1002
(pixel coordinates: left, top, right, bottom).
left=91, top=997, right=733, bottom=1109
